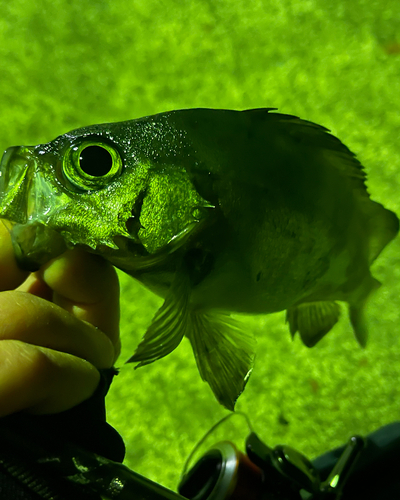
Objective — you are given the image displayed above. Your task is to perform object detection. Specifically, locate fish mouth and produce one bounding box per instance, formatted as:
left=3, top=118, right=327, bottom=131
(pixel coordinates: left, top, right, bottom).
left=0, top=146, right=36, bottom=223
left=0, top=146, right=68, bottom=271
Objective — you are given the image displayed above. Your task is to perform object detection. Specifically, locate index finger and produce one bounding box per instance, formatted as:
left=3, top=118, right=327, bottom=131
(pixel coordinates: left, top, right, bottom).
left=39, top=250, right=121, bottom=361
left=0, top=220, right=29, bottom=291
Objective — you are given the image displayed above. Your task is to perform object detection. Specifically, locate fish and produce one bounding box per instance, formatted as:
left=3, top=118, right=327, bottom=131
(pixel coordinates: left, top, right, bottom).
left=0, top=108, right=398, bottom=410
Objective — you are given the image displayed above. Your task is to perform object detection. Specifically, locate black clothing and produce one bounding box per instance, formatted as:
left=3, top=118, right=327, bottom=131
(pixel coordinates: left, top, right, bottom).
left=0, top=368, right=124, bottom=500
left=0, top=368, right=399, bottom=499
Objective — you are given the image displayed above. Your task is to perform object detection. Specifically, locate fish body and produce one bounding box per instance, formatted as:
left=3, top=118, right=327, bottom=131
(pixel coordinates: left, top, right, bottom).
left=0, top=109, right=398, bottom=409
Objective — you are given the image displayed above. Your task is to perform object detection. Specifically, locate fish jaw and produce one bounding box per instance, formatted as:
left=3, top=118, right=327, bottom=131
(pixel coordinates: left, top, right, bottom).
left=9, top=221, right=68, bottom=271
left=0, top=146, right=36, bottom=223
left=0, top=145, right=71, bottom=269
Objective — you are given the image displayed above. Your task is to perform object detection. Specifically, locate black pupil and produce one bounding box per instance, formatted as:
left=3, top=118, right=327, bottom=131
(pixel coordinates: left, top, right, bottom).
left=79, top=146, right=113, bottom=177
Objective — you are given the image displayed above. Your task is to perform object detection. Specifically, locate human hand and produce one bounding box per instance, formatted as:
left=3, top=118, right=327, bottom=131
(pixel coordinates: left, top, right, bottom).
left=0, top=219, right=120, bottom=417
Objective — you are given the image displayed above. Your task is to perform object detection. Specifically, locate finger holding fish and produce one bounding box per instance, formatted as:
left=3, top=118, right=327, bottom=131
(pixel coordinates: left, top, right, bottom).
left=0, top=219, right=29, bottom=290
left=0, top=219, right=120, bottom=415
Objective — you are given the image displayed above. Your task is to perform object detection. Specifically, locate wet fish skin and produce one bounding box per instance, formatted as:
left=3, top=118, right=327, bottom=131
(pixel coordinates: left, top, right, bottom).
left=0, top=108, right=398, bottom=410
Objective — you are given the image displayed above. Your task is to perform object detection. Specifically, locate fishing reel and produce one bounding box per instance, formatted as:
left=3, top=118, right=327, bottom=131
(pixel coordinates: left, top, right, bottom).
left=178, top=413, right=365, bottom=500
left=2, top=409, right=398, bottom=500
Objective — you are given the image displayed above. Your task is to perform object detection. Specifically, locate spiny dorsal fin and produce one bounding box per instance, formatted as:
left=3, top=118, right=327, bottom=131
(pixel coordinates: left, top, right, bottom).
left=282, top=117, right=368, bottom=197
left=286, top=301, right=341, bottom=347
left=186, top=312, right=256, bottom=410
left=244, top=109, right=367, bottom=186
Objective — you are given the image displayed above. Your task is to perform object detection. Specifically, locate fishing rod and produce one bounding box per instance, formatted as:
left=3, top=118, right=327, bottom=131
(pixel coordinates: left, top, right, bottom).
left=1, top=411, right=398, bottom=499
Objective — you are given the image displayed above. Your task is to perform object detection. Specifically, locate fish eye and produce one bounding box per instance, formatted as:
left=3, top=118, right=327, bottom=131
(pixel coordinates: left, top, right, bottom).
left=62, top=138, right=123, bottom=191
left=79, top=145, right=113, bottom=177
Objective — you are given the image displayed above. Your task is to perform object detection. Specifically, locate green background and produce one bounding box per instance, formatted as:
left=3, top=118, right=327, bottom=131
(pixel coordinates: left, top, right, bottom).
left=1, top=0, right=399, bottom=492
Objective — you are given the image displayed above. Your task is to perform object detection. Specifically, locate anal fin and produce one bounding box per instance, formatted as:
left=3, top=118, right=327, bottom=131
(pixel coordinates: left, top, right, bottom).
left=286, top=301, right=341, bottom=347
left=186, top=312, right=256, bottom=411
left=349, top=276, right=381, bottom=348
left=349, top=304, right=368, bottom=348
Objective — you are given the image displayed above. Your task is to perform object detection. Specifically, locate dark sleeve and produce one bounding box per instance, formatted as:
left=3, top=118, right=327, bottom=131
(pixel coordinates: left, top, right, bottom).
left=0, top=368, right=125, bottom=500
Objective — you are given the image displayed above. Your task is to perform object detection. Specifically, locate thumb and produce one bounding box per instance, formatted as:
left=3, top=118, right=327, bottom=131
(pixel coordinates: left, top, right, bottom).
left=0, top=220, right=29, bottom=291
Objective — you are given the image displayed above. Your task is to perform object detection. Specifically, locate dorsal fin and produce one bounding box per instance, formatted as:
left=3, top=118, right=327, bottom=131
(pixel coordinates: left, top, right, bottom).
left=261, top=110, right=367, bottom=186
left=254, top=110, right=399, bottom=262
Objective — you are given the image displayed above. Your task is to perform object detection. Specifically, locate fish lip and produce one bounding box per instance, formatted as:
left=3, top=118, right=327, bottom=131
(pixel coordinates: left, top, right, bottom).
left=0, top=146, right=37, bottom=223
left=1, top=146, right=69, bottom=270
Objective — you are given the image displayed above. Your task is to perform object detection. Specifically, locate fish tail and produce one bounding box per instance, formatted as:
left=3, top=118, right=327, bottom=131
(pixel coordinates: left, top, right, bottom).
left=186, top=311, right=256, bottom=411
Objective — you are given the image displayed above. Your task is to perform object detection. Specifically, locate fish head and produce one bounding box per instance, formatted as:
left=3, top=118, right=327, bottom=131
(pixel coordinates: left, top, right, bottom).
left=0, top=119, right=211, bottom=272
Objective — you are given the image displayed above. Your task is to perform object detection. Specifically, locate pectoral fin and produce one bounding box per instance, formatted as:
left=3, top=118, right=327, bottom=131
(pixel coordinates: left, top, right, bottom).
left=186, top=313, right=256, bottom=410
left=127, top=275, right=190, bottom=367
left=286, top=301, right=341, bottom=347
left=127, top=269, right=256, bottom=409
